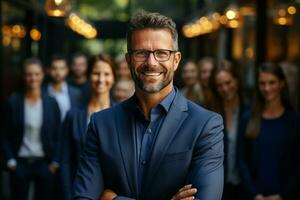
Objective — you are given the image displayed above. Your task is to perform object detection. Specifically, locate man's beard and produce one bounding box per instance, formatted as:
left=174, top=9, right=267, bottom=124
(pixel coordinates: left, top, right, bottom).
left=130, top=64, right=173, bottom=93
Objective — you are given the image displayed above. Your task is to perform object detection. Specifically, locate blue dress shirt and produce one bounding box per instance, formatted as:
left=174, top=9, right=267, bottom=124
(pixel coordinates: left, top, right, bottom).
left=131, top=89, right=176, bottom=197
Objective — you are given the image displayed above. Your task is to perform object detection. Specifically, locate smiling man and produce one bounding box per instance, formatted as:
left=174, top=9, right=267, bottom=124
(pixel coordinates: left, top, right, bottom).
left=72, top=11, right=224, bottom=200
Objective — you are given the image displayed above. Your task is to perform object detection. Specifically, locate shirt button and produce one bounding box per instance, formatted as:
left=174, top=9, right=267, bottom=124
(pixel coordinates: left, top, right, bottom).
left=142, top=160, right=147, bottom=165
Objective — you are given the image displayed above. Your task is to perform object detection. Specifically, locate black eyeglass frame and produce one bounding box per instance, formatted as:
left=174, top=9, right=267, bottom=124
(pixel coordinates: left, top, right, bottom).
left=128, top=49, right=178, bottom=62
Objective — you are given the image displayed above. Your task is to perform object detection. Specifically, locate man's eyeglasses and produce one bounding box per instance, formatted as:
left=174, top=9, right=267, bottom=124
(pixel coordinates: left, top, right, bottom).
left=129, top=49, right=177, bottom=62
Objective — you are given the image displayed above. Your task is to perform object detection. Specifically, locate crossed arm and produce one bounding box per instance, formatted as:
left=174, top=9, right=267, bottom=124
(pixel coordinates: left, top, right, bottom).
left=73, top=113, right=224, bottom=200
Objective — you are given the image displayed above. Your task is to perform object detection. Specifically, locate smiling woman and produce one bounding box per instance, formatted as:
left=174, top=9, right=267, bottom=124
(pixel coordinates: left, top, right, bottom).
left=238, top=62, right=300, bottom=200
left=59, top=54, right=117, bottom=200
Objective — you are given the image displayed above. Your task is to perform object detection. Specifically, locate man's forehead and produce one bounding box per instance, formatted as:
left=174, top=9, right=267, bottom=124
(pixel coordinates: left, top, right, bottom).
left=131, top=28, right=173, bottom=47
left=131, top=28, right=172, bottom=37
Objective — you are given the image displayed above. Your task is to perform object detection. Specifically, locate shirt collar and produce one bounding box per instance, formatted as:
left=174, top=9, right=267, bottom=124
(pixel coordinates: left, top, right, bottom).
left=130, top=87, right=176, bottom=119
left=48, top=81, right=68, bottom=94
left=158, top=88, right=176, bottom=113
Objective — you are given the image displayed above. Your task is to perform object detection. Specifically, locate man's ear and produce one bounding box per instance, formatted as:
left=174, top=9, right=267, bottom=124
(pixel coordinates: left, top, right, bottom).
left=173, top=51, right=181, bottom=71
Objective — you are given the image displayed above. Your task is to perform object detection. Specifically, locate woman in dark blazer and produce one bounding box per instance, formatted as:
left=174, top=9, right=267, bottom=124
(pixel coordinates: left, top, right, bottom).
left=2, top=58, right=61, bottom=200
left=238, top=62, right=300, bottom=200
left=209, top=60, right=248, bottom=200
left=60, top=54, right=116, bottom=200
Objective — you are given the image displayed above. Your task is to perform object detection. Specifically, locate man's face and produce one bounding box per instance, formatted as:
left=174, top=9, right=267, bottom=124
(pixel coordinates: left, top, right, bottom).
left=126, top=28, right=181, bottom=93
left=72, top=56, right=88, bottom=78
left=49, top=60, right=69, bottom=83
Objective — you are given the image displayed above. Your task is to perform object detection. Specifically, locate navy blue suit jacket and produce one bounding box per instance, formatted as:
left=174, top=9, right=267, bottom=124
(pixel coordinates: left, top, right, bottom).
left=1, top=92, right=61, bottom=164
left=73, top=90, right=224, bottom=200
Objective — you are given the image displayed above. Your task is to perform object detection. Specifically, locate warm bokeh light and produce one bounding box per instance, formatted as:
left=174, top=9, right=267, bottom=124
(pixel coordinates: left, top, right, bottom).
left=2, top=25, right=26, bottom=38
left=226, top=10, right=237, bottom=20
left=278, top=17, right=287, bottom=25
left=66, top=13, right=98, bottom=39
left=245, top=47, right=254, bottom=59
left=278, top=8, right=287, bottom=17
left=30, top=28, right=42, bottom=41
left=45, top=0, right=70, bottom=17
left=12, top=25, right=21, bottom=34
left=287, top=6, right=297, bottom=15
left=3, top=36, right=11, bottom=47
left=219, top=15, right=228, bottom=25
left=212, top=12, right=220, bottom=20
left=229, top=20, right=239, bottom=28
left=54, top=0, right=63, bottom=6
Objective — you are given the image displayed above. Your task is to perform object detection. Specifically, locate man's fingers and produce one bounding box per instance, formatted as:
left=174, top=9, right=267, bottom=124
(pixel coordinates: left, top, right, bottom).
left=172, top=188, right=197, bottom=200
left=179, top=188, right=197, bottom=198
left=178, top=184, right=192, bottom=192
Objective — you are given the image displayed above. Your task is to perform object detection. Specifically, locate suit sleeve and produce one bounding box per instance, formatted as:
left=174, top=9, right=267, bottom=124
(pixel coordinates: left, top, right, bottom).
left=186, top=113, right=224, bottom=200
left=72, top=114, right=104, bottom=200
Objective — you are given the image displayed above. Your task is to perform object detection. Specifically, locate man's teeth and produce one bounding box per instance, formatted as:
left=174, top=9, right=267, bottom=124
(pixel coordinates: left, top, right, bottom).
left=144, top=72, right=161, bottom=76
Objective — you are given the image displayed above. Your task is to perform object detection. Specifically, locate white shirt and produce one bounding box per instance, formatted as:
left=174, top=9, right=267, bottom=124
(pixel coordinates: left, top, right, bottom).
left=48, top=81, right=71, bottom=121
left=18, top=98, right=45, bottom=158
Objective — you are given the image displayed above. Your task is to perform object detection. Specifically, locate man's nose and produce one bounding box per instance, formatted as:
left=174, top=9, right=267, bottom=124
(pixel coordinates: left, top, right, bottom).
left=146, top=52, right=158, bottom=65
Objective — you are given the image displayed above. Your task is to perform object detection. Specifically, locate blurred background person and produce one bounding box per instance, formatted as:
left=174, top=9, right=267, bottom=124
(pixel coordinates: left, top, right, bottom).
left=180, top=60, right=204, bottom=105
left=68, top=53, right=91, bottom=103
left=45, top=54, right=82, bottom=121
left=115, top=53, right=132, bottom=81
left=60, top=54, right=116, bottom=200
left=1, top=58, right=61, bottom=200
left=112, top=79, right=134, bottom=103
left=210, top=60, right=248, bottom=200
left=197, top=57, right=215, bottom=108
left=238, top=62, right=300, bottom=200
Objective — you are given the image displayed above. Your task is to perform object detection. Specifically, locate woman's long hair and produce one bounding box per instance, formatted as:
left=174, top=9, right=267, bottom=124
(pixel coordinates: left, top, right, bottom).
left=245, top=62, right=291, bottom=139
left=209, top=60, right=242, bottom=114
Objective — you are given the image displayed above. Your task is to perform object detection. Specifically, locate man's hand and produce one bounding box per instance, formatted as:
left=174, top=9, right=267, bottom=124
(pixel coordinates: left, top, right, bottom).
left=265, top=194, right=282, bottom=200
left=171, top=184, right=197, bottom=200
left=100, top=189, right=117, bottom=200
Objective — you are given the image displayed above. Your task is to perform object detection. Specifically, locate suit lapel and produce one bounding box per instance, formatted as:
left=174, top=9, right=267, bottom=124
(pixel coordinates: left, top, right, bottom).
left=143, top=92, right=188, bottom=190
left=116, top=97, right=138, bottom=195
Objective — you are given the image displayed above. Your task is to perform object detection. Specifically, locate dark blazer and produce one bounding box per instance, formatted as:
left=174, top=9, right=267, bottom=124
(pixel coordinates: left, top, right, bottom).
left=1, top=92, right=61, bottom=165
left=60, top=100, right=117, bottom=200
left=72, top=90, right=225, bottom=200
left=237, top=109, right=300, bottom=200
left=60, top=106, right=88, bottom=200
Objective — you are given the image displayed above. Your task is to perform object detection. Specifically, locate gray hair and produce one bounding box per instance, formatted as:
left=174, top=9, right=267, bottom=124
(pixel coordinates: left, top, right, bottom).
left=127, top=10, right=178, bottom=51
